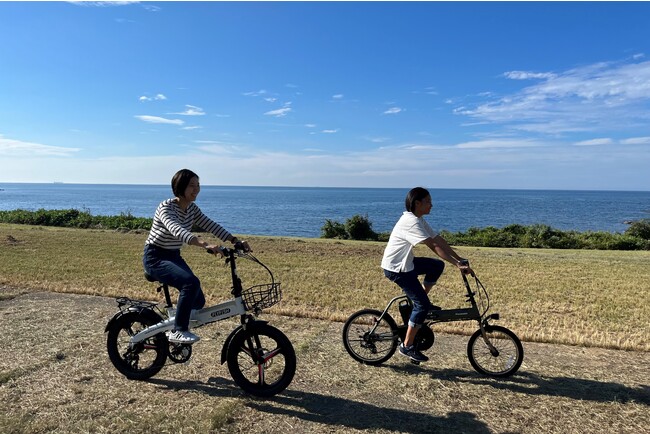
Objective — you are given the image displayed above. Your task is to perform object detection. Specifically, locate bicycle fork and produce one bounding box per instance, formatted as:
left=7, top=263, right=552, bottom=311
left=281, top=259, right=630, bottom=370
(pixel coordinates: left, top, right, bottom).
left=478, top=315, right=501, bottom=356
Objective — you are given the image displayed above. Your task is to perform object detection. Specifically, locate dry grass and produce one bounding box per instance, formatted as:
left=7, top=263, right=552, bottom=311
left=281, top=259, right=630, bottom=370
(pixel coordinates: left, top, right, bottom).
left=0, top=290, right=648, bottom=433
left=1, top=224, right=649, bottom=352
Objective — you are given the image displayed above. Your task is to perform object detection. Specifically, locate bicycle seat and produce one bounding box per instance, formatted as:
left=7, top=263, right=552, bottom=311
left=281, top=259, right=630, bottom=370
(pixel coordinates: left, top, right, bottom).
left=144, top=273, right=158, bottom=283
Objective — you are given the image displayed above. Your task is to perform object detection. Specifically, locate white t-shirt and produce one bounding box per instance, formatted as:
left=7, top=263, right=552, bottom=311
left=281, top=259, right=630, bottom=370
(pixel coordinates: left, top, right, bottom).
left=381, top=212, right=438, bottom=273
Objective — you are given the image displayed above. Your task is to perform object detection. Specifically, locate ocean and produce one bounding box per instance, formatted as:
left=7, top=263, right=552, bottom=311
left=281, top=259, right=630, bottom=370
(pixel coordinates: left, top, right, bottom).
left=1, top=183, right=648, bottom=238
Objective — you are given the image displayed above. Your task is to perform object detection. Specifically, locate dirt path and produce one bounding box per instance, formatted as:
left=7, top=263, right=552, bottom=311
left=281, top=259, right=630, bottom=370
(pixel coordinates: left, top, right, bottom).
left=1, top=288, right=648, bottom=433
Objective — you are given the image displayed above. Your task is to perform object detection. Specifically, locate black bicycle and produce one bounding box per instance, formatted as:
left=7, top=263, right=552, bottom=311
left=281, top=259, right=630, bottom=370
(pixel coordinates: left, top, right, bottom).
left=105, top=245, right=296, bottom=397
left=342, top=265, right=523, bottom=377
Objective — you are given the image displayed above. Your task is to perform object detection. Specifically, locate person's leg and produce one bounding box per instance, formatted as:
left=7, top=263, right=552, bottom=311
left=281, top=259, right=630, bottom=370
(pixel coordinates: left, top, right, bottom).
left=384, top=270, right=428, bottom=347
left=413, top=257, right=445, bottom=300
left=175, top=256, right=206, bottom=312
left=143, top=246, right=202, bottom=332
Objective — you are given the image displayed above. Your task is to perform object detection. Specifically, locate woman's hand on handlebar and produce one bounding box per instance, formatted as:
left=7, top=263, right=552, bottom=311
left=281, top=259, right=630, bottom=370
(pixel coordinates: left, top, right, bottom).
left=458, top=259, right=475, bottom=276
left=206, top=244, right=226, bottom=257
left=234, top=240, right=252, bottom=253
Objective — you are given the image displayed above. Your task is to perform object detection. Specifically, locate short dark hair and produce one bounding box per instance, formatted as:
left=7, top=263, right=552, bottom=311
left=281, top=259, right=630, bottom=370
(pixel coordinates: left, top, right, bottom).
left=171, top=169, right=199, bottom=197
left=405, top=187, right=430, bottom=212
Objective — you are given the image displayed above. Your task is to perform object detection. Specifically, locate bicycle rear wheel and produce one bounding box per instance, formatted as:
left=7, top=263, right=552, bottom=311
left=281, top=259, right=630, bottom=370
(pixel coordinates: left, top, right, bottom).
left=467, top=325, right=523, bottom=377
left=106, top=311, right=167, bottom=380
left=342, top=309, right=399, bottom=365
left=226, top=324, right=296, bottom=397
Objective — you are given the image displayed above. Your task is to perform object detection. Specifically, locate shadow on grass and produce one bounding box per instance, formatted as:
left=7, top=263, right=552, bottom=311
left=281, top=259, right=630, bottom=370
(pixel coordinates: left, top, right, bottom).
left=149, top=377, right=492, bottom=433
left=388, top=364, right=650, bottom=405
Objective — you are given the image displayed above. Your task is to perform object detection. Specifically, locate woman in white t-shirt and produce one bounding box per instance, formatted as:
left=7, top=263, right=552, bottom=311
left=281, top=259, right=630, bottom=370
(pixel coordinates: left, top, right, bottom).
left=381, top=187, right=473, bottom=363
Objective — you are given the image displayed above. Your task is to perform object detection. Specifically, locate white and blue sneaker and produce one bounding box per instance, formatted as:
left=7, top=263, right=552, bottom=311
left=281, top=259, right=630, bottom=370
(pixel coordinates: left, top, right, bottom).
left=167, top=330, right=200, bottom=344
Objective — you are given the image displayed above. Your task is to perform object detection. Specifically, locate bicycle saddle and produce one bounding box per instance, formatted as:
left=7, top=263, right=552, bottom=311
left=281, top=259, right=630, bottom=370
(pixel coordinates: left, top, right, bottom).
left=144, top=273, right=158, bottom=283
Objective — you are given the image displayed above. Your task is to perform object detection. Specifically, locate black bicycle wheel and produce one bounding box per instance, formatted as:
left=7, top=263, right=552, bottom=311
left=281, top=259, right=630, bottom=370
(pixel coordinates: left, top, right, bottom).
left=106, top=311, right=167, bottom=380
left=342, top=309, right=399, bottom=365
left=226, top=324, right=296, bottom=397
left=467, top=325, right=524, bottom=377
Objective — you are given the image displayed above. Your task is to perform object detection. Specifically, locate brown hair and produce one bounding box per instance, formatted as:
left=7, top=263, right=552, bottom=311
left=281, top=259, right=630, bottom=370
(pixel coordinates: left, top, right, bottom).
left=171, top=169, right=199, bottom=198
left=405, top=187, right=430, bottom=212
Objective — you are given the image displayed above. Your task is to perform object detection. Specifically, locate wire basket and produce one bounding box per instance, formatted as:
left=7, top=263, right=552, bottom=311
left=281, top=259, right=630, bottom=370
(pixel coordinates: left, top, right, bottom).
left=242, top=283, right=282, bottom=311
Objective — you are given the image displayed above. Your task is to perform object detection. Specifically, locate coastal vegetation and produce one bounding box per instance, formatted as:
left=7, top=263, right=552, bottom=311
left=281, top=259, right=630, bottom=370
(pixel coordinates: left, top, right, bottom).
left=1, top=208, right=649, bottom=250
left=321, top=213, right=650, bottom=250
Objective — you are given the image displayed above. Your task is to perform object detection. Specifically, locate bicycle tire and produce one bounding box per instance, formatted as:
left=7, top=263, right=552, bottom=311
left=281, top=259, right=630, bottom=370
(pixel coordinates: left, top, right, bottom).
left=226, top=324, right=296, bottom=397
left=467, top=325, right=523, bottom=377
left=106, top=311, right=167, bottom=380
left=342, top=309, right=399, bottom=365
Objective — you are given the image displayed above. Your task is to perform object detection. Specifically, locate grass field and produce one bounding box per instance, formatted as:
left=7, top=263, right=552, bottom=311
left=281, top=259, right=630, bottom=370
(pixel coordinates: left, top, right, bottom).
left=1, top=223, right=648, bottom=351
left=1, top=223, right=649, bottom=433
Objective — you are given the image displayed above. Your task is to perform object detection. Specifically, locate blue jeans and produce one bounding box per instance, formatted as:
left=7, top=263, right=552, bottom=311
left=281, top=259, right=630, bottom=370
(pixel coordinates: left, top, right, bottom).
left=383, top=257, right=445, bottom=327
left=143, top=244, right=206, bottom=331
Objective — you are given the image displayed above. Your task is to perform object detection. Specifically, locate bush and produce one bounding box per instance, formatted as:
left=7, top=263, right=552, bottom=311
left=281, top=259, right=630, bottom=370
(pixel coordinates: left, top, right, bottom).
left=320, top=214, right=378, bottom=241
left=0, top=209, right=152, bottom=231
left=625, top=219, right=650, bottom=240
left=321, top=219, right=347, bottom=239
left=345, top=214, right=378, bottom=241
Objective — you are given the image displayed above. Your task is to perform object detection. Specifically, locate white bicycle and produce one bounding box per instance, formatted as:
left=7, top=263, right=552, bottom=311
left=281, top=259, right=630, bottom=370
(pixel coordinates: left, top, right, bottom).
left=105, top=245, right=296, bottom=397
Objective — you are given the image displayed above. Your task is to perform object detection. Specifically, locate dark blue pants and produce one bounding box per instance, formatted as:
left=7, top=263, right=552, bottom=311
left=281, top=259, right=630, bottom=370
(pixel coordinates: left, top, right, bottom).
left=383, top=257, right=445, bottom=326
left=143, top=244, right=206, bottom=331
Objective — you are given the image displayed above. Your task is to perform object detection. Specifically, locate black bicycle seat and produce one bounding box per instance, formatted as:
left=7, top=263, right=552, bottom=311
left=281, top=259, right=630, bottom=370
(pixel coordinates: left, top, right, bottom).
left=144, top=273, right=157, bottom=283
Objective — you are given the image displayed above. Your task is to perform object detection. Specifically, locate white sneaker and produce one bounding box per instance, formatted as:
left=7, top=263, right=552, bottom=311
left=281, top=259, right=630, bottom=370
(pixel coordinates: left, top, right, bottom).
left=167, top=330, right=200, bottom=344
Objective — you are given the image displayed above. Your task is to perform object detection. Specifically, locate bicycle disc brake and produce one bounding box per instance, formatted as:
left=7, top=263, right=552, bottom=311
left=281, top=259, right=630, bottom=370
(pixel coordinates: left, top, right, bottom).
left=168, top=343, right=192, bottom=363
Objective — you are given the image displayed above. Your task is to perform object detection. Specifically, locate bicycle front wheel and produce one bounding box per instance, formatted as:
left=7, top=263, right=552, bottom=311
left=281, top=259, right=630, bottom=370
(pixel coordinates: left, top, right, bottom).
left=467, top=325, right=523, bottom=377
left=342, top=309, right=399, bottom=365
left=226, top=324, right=296, bottom=397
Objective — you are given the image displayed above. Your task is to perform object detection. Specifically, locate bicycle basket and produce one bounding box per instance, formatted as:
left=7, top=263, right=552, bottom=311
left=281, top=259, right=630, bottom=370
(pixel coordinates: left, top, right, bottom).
left=242, top=283, right=282, bottom=311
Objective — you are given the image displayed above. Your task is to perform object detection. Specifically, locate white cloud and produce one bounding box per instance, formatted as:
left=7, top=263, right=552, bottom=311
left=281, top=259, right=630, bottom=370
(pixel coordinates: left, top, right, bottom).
left=573, top=138, right=614, bottom=146
left=3, top=135, right=649, bottom=190
left=0, top=135, right=80, bottom=157
left=139, top=93, right=167, bottom=102
left=304, top=124, right=317, bottom=128
left=181, top=126, right=202, bottom=130
left=170, top=105, right=205, bottom=116
left=264, top=107, right=292, bottom=117
left=243, top=90, right=267, bottom=97
left=68, top=1, right=139, bottom=7
left=135, top=115, right=184, bottom=125
left=504, top=71, right=557, bottom=80
left=458, top=59, right=650, bottom=135
left=366, top=136, right=390, bottom=143
left=383, top=107, right=402, bottom=115
left=621, top=136, right=650, bottom=145
left=332, top=94, right=344, bottom=99
left=456, top=139, right=543, bottom=149
left=321, top=129, right=339, bottom=134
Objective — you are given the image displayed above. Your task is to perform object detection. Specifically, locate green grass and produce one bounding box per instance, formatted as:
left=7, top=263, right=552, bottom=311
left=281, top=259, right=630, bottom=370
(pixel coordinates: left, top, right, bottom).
left=1, top=223, right=648, bottom=351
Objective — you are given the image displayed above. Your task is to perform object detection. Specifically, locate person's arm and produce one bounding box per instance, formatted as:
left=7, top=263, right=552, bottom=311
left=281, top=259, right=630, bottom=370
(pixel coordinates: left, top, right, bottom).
left=422, top=235, right=473, bottom=274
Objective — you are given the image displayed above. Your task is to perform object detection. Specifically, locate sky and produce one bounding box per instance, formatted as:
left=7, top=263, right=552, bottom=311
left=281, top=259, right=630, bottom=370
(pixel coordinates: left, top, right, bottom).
left=1, top=1, right=650, bottom=191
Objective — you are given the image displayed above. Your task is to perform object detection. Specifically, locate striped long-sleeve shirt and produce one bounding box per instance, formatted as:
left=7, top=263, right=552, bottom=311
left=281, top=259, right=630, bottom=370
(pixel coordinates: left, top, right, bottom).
left=145, top=199, right=232, bottom=250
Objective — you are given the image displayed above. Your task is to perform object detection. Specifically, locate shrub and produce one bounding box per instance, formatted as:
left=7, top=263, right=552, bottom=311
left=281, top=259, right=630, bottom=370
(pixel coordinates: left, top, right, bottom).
left=345, top=214, right=378, bottom=241
left=0, top=209, right=152, bottom=231
left=625, top=219, right=650, bottom=240
left=320, top=214, right=379, bottom=240
left=321, top=219, right=347, bottom=239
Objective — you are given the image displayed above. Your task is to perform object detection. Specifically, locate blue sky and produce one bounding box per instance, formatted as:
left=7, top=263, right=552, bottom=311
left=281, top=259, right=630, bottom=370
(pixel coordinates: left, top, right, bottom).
left=1, top=1, right=650, bottom=190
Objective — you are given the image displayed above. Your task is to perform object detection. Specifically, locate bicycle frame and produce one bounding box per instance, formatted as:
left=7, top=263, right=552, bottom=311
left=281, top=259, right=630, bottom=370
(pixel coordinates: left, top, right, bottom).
left=128, top=246, right=257, bottom=345
left=368, top=271, right=495, bottom=337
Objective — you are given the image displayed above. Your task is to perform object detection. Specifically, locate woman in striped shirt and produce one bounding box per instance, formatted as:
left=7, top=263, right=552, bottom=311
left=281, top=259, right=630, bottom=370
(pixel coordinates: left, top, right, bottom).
left=143, top=169, right=249, bottom=344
